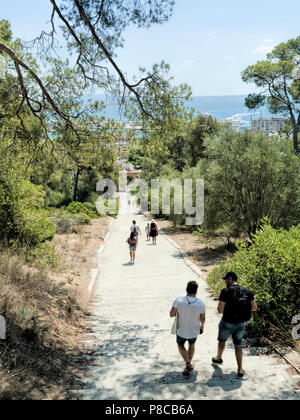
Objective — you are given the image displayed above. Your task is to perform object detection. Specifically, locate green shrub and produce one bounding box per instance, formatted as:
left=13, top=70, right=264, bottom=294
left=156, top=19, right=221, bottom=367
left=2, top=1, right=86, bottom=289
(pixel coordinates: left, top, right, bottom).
left=69, top=197, right=120, bottom=218
left=207, top=222, right=300, bottom=336
left=0, top=168, right=23, bottom=241
left=67, top=201, right=98, bottom=219
left=128, top=147, right=144, bottom=168
left=0, top=171, right=56, bottom=247
left=86, top=192, right=101, bottom=205
left=49, top=214, right=72, bottom=234
left=72, top=213, right=91, bottom=225
left=96, top=198, right=119, bottom=217
left=27, top=243, right=61, bottom=270
left=104, top=199, right=119, bottom=217
left=45, top=188, right=69, bottom=208
left=81, top=202, right=98, bottom=217
left=19, top=211, right=56, bottom=247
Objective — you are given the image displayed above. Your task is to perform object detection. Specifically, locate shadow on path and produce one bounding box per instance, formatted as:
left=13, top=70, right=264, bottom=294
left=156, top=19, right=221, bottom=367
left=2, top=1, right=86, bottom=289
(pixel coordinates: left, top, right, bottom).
left=206, top=365, right=243, bottom=392
left=93, top=322, right=151, bottom=360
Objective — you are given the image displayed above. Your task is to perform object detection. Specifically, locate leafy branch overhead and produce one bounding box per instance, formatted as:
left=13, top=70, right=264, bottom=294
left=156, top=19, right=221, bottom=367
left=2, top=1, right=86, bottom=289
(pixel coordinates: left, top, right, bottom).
left=0, top=0, right=176, bottom=135
left=0, top=25, right=105, bottom=145
left=242, top=36, right=300, bottom=154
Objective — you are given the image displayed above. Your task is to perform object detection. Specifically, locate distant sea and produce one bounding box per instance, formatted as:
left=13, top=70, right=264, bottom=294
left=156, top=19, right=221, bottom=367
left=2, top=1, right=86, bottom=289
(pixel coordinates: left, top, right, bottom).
left=91, top=94, right=280, bottom=130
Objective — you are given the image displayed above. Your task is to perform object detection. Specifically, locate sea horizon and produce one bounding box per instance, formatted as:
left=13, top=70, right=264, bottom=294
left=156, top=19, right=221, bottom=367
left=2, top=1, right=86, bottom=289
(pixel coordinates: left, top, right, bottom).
left=87, top=93, right=284, bottom=129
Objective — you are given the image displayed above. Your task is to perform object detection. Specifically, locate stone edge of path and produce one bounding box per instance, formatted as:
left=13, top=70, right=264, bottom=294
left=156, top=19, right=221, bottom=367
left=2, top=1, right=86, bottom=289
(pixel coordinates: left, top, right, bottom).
left=162, top=234, right=203, bottom=279
left=87, top=218, right=116, bottom=298
left=143, top=212, right=203, bottom=280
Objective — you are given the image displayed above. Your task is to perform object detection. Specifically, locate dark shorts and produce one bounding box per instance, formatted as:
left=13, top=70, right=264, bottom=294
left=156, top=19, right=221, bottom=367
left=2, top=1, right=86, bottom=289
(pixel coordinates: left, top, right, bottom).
left=176, top=335, right=197, bottom=346
left=218, top=320, right=246, bottom=347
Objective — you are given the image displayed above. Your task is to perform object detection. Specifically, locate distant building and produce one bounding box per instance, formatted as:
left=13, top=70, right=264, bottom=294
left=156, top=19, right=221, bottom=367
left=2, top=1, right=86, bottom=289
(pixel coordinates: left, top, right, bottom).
left=219, top=119, right=240, bottom=132
left=251, top=117, right=287, bottom=136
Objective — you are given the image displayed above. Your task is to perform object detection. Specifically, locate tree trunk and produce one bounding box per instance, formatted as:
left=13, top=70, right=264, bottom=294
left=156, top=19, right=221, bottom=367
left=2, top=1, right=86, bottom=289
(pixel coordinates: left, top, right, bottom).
left=293, top=126, right=299, bottom=155
left=73, top=169, right=80, bottom=202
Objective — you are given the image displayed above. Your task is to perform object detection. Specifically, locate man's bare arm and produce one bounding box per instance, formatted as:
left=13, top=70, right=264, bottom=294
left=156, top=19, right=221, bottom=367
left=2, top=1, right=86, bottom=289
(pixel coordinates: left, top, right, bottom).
left=200, top=313, right=206, bottom=334
left=251, top=300, right=257, bottom=312
left=170, top=307, right=177, bottom=318
left=218, top=301, right=226, bottom=314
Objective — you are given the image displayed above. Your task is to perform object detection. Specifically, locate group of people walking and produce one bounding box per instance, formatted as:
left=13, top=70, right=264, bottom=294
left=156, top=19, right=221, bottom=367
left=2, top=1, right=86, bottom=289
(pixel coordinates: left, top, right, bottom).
left=126, top=219, right=159, bottom=264
left=170, top=272, right=257, bottom=377
left=125, top=219, right=257, bottom=379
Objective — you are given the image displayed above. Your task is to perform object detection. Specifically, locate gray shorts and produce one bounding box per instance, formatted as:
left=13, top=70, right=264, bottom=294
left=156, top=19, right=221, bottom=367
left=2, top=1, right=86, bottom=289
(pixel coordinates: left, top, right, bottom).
left=129, top=245, right=136, bottom=251
left=176, top=335, right=197, bottom=345
left=218, top=320, right=246, bottom=347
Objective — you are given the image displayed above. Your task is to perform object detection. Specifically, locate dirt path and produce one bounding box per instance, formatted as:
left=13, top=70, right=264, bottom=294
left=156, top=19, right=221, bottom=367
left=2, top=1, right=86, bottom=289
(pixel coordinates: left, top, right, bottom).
left=72, top=209, right=300, bottom=400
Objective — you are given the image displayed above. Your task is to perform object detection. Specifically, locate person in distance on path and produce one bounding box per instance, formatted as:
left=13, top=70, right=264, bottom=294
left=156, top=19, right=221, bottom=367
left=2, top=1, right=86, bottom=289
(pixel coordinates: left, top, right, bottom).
left=149, top=219, right=159, bottom=245
left=145, top=223, right=150, bottom=241
left=170, top=281, right=206, bottom=376
left=130, top=220, right=142, bottom=243
left=126, top=232, right=137, bottom=264
left=212, top=272, right=257, bottom=378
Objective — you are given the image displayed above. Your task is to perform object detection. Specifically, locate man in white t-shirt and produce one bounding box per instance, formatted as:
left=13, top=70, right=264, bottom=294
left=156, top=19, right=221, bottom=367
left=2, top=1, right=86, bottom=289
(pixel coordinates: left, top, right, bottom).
left=170, top=281, right=206, bottom=376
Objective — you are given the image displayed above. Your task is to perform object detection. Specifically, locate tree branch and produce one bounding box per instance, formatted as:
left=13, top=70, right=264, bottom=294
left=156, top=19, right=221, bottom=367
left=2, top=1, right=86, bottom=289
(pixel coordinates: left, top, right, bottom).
left=49, top=0, right=82, bottom=46
left=0, top=40, right=84, bottom=143
left=72, top=0, right=153, bottom=117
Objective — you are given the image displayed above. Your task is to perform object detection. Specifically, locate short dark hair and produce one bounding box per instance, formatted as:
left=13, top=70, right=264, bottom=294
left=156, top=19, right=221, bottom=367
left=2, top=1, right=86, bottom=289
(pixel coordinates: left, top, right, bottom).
left=132, top=220, right=136, bottom=225
left=186, top=281, right=198, bottom=295
left=222, top=272, right=238, bottom=282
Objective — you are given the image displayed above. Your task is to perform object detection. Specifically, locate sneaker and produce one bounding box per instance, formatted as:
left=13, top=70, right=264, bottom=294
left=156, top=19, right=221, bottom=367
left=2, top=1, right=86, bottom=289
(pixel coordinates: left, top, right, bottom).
left=237, top=369, right=245, bottom=378
left=212, top=356, right=223, bottom=365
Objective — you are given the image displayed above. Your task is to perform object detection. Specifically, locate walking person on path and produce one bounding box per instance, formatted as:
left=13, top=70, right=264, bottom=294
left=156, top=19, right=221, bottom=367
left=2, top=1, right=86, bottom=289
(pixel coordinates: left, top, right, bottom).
left=149, top=220, right=159, bottom=245
left=212, top=272, right=257, bottom=378
left=145, top=223, right=150, bottom=241
left=130, top=220, right=142, bottom=242
left=126, top=232, right=138, bottom=264
left=170, top=281, right=206, bottom=376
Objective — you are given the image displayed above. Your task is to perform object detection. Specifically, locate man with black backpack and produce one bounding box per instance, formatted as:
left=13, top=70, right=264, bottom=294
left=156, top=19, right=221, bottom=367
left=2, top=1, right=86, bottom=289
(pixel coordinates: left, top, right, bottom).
left=212, top=272, right=257, bottom=378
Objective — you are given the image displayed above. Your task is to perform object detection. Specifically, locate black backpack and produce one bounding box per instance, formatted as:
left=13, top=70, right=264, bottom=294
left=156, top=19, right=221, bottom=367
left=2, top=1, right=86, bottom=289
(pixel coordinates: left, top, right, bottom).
left=228, top=285, right=252, bottom=322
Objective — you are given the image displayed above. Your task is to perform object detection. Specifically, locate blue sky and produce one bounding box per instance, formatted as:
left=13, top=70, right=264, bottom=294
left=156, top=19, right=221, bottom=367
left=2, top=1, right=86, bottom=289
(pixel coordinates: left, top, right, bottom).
left=1, top=0, right=300, bottom=95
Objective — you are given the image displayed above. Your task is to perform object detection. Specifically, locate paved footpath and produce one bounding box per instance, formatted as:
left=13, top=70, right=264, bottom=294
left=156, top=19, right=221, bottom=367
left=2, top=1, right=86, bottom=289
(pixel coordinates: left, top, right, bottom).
left=74, top=207, right=300, bottom=400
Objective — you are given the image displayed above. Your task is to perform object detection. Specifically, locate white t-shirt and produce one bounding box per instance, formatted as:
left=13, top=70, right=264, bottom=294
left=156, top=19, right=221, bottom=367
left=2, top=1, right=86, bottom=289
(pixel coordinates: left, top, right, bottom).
left=173, top=296, right=206, bottom=339
left=130, top=225, right=140, bottom=237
